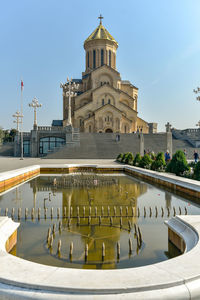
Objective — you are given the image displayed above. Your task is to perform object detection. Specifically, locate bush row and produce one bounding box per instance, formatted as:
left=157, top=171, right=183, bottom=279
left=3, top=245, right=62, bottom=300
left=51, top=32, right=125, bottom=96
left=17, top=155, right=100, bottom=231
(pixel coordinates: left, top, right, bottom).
left=116, top=150, right=200, bottom=180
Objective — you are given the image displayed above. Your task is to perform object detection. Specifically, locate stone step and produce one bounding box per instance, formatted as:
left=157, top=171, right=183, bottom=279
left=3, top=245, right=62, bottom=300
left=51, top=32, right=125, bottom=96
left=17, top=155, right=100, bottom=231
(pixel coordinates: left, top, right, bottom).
left=45, top=133, right=195, bottom=159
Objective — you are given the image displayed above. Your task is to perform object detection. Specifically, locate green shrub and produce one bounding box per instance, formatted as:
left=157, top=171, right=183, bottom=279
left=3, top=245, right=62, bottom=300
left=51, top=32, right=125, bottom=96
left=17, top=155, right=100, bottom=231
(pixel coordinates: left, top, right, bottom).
left=139, top=154, right=152, bottom=169
left=133, top=153, right=141, bottom=166
left=150, top=152, right=156, bottom=160
left=151, top=152, right=166, bottom=171
left=166, top=150, right=190, bottom=176
left=116, top=153, right=123, bottom=162
left=124, top=152, right=134, bottom=164
left=121, top=153, right=128, bottom=163
left=189, top=161, right=196, bottom=169
left=193, top=161, right=200, bottom=180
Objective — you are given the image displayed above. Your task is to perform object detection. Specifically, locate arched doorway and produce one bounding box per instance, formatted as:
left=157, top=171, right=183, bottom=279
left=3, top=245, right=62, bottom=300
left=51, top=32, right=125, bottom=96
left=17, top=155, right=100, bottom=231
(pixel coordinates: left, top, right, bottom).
left=105, top=128, right=113, bottom=133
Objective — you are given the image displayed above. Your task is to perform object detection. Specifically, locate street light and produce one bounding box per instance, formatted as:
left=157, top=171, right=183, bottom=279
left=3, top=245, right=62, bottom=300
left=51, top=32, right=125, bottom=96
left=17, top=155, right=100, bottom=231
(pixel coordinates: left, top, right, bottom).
left=193, top=87, right=200, bottom=101
left=28, top=97, right=42, bottom=129
left=13, top=111, right=23, bottom=145
left=12, top=111, right=22, bottom=132
left=60, top=78, right=79, bottom=126
left=165, top=122, right=172, bottom=132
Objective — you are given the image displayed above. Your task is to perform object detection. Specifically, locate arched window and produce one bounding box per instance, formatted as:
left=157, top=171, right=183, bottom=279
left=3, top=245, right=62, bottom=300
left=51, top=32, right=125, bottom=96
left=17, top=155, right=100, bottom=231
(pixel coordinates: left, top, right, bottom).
left=102, top=99, right=104, bottom=105
left=108, top=99, right=111, bottom=104
left=109, top=50, right=111, bottom=67
left=87, top=52, right=89, bottom=68
left=101, top=49, right=104, bottom=66
left=89, top=125, right=92, bottom=133
left=125, top=125, right=127, bottom=133
left=93, top=50, right=96, bottom=68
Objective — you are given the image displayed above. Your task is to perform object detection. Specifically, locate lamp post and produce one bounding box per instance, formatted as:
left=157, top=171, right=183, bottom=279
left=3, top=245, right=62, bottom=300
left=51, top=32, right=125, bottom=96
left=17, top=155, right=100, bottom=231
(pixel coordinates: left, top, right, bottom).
left=193, top=88, right=200, bottom=130
left=12, top=111, right=22, bottom=132
left=193, top=87, right=200, bottom=102
left=165, top=122, right=172, bottom=157
left=165, top=122, right=172, bottom=132
left=196, top=121, right=200, bottom=128
left=60, top=78, right=79, bottom=126
left=13, top=111, right=23, bottom=145
left=28, top=97, right=42, bottom=129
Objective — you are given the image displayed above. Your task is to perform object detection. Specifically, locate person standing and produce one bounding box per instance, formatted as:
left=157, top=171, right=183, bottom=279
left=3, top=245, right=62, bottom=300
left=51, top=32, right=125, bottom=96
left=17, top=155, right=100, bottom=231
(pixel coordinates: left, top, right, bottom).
left=165, top=150, right=171, bottom=163
left=194, top=150, right=199, bottom=163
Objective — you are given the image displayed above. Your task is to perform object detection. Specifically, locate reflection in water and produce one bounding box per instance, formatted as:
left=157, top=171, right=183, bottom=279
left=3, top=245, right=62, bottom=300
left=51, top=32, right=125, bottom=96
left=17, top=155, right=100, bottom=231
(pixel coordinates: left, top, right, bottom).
left=1, top=174, right=200, bottom=269
left=165, top=192, right=172, bottom=209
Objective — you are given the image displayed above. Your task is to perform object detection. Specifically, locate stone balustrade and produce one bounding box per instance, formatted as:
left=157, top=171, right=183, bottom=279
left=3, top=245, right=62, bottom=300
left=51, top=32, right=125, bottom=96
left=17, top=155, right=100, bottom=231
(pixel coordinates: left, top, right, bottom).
left=38, top=126, right=64, bottom=131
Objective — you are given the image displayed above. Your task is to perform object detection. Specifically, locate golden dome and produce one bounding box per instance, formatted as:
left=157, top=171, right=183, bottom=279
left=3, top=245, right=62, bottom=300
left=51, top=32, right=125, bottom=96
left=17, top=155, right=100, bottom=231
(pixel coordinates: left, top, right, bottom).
left=84, top=22, right=118, bottom=47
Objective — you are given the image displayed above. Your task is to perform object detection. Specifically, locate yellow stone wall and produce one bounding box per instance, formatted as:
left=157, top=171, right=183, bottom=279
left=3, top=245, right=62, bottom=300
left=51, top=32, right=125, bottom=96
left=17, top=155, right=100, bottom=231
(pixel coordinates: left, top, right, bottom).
left=137, top=117, right=149, bottom=133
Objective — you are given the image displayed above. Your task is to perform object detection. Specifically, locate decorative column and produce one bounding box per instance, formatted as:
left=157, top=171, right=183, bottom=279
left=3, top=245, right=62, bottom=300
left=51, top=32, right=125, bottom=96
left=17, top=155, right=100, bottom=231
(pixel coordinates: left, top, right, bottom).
left=13, top=111, right=23, bottom=156
left=165, top=122, right=172, bottom=158
left=29, top=97, right=42, bottom=157
left=13, top=111, right=22, bottom=132
left=29, top=97, right=42, bottom=130
left=193, top=86, right=200, bottom=102
left=60, top=78, right=79, bottom=127
left=139, top=133, right=144, bottom=156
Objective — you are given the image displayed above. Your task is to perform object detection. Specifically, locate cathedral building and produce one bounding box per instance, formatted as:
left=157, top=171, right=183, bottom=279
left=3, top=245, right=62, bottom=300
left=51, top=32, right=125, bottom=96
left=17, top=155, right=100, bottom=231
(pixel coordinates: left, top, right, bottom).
left=62, top=16, right=150, bottom=134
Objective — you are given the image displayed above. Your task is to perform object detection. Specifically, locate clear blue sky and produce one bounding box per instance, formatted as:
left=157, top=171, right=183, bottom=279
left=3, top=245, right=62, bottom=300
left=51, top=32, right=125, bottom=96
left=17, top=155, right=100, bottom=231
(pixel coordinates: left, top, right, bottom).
left=1, top=0, right=200, bottom=132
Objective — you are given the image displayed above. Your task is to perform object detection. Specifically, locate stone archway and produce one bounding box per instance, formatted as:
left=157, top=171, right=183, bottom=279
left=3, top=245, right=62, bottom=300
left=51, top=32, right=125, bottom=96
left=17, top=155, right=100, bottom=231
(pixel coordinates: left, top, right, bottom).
left=105, top=128, right=113, bottom=133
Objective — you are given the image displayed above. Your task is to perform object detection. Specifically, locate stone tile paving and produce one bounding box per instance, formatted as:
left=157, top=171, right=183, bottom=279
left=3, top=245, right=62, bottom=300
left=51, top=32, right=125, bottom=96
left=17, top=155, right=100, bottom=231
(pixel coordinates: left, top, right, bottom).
left=0, top=157, right=118, bottom=172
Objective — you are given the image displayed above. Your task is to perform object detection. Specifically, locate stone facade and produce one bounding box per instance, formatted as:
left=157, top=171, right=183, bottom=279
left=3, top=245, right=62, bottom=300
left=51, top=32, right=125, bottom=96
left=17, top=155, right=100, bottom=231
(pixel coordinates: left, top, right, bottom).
left=62, top=19, right=151, bottom=134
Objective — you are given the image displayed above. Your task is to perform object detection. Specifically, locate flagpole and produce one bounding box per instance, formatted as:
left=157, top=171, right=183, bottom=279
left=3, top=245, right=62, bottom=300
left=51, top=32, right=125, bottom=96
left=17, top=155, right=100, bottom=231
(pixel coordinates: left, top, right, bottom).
left=20, top=80, right=23, bottom=160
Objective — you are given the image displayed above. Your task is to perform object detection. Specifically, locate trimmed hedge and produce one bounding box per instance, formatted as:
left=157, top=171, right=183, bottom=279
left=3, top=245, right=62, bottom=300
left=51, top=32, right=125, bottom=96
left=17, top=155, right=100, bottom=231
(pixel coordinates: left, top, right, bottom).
left=138, top=154, right=152, bottom=169
left=125, top=152, right=134, bottom=164
left=166, top=150, right=189, bottom=176
left=193, top=161, right=200, bottom=180
left=151, top=152, right=166, bottom=171
left=116, top=153, right=123, bottom=162
left=133, top=153, right=141, bottom=166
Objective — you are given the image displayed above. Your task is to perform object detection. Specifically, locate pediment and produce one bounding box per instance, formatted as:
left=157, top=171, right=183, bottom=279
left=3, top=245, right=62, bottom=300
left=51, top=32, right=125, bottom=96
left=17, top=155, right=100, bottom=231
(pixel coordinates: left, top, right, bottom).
left=94, top=104, right=132, bottom=123
left=92, top=64, right=120, bottom=76
left=92, top=83, right=120, bottom=96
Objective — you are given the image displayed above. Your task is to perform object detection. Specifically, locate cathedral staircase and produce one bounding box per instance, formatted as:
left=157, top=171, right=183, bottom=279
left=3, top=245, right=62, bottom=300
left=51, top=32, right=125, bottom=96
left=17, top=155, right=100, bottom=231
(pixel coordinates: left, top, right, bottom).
left=45, top=133, right=195, bottom=159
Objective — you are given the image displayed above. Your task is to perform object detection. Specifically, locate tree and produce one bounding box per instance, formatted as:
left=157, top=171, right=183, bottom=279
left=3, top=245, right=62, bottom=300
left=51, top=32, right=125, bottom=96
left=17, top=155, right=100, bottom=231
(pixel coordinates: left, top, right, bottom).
left=116, top=153, right=123, bottom=162
left=0, top=127, right=4, bottom=144
left=3, top=130, right=11, bottom=142
left=193, top=161, right=200, bottom=180
left=9, top=129, right=18, bottom=142
left=121, top=153, right=129, bottom=163
left=124, top=152, right=134, bottom=164
left=166, top=150, right=189, bottom=176
left=151, top=152, right=166, bottom=171
left=133, top=153, right=141, bottom=166
left=139, top=154, right=152, bottom=169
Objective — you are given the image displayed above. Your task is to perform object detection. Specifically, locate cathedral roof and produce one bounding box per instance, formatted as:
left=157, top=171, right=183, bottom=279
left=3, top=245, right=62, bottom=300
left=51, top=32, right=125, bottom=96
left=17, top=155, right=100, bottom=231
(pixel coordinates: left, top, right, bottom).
left=84, top=22, right=118, bottom=47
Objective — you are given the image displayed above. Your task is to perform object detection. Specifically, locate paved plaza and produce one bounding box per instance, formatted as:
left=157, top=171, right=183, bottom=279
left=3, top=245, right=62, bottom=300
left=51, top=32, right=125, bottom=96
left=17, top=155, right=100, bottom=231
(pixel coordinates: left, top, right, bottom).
left=0, top=157, right=117, bottom=172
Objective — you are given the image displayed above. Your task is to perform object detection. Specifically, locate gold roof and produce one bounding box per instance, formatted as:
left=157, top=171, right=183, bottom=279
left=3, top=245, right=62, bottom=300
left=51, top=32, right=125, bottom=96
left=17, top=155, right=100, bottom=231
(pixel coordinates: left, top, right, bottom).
left=84, top=23, right=118, bottom=46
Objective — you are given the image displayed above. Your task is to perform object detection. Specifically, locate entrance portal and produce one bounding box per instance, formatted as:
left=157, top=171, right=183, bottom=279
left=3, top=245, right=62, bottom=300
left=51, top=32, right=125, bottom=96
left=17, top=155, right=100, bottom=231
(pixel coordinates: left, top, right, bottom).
left=105, top=128, right=113, bottom=133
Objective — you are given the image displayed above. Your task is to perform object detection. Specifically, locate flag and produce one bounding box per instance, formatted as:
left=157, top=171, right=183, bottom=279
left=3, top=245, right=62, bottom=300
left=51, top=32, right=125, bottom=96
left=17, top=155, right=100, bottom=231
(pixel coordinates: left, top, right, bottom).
left=21, top=80, right=24, bottom=91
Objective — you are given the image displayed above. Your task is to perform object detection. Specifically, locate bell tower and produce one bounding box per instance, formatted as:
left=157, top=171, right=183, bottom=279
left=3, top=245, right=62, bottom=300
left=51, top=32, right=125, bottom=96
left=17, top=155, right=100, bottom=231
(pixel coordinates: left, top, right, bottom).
left=83, top=15, right=118, bottom=75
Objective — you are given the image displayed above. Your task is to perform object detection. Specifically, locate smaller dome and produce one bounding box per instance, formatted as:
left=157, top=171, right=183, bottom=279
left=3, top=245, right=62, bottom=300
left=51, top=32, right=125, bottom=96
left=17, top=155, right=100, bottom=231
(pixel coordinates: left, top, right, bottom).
left=84, top=23, right=118, bottom=47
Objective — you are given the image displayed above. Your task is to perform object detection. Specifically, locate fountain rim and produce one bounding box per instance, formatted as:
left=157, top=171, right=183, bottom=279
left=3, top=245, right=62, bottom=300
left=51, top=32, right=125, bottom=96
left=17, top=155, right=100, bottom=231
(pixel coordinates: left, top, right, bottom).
left=0, top=164, right=200, bottom=298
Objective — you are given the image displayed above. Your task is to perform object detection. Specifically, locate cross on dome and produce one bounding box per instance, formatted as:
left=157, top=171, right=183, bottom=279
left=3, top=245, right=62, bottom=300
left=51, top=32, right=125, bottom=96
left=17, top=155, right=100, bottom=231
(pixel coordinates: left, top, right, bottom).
left=98, top=14, right=104, bottom=24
